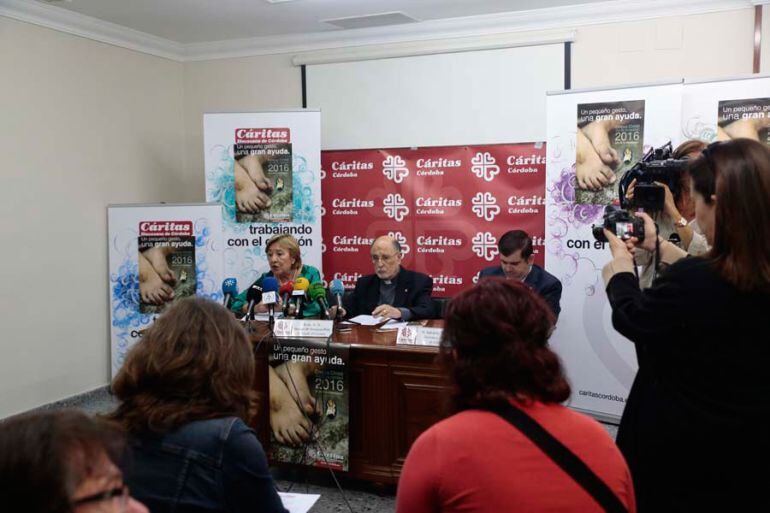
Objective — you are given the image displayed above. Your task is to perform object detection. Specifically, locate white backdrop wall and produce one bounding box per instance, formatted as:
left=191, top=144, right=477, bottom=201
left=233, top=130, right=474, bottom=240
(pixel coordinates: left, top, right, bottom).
left=306, top=44, right=564, bottom=149
left=0, top=18, right=185, bottom=417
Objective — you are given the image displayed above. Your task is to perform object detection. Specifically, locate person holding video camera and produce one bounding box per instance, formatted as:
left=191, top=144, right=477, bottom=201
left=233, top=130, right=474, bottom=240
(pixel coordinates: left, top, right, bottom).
left=602, top=138, right=770, bottom=512
left=624, top=140, right=711, bottom=288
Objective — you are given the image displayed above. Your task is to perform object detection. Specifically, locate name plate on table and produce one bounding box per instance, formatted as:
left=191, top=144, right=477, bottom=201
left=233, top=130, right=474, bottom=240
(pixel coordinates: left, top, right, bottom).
left=396, top=326, right=443, bottom=346
left=273, top=319, right=334, bottom=338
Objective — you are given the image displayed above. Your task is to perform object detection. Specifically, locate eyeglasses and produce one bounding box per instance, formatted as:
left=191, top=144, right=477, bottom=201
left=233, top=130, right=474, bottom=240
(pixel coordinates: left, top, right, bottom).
left=371, top=253, right=398, bottom=263
left=72, top=485, right=129, bottom=512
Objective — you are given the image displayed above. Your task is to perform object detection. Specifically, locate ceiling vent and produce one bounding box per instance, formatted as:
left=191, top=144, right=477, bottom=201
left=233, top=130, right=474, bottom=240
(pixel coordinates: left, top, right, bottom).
left=322, top=11, right=419, bottom=30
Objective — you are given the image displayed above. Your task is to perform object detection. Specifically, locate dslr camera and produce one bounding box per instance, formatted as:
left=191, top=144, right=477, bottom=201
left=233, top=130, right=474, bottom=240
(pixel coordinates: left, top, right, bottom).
left=592, top=205, right=645, bottom=243
left=618, top=142, right=689, bottom=212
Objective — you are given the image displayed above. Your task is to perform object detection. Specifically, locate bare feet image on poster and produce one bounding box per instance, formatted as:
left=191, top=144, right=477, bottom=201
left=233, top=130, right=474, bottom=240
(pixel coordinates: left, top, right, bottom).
left=717, top=98, right=770, bottom=146
left=575, top=100, right=645, bottom=205
left=137, top=221, right=196, bottom=314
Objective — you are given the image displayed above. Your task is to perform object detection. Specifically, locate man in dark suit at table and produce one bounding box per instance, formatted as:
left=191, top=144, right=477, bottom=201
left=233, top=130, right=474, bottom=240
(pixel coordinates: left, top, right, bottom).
left=479, top=230, right=562, bottom=318
left=335, top=235, right=435, bottom=321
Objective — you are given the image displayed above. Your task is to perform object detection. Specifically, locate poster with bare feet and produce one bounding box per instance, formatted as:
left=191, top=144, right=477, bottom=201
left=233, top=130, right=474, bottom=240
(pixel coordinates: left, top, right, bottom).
left=204, top=111, right=322, bottom=295
left=718, top=98, right=770, bottom=146
left=138, top=221, right=196, bottom=314
left=234, top=128, right=293, bottom=223
left=575, top=100, right=645, bottom=205
left=268, top=338, right=349, bottom=471
left=108, top=203, right=225, bottom=377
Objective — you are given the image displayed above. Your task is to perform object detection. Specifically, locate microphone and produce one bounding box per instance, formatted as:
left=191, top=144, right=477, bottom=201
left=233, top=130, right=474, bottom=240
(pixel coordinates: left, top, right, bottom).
left=279, top=281, right=294, bottom=316
left=245, top=283, right=263, bottom=321
left=222, top=278, right=238, bottom=309
left=262, top=277, right=279, bottom=325
left=330, top=279, right=346, bottom=319
left=293, top=277, right=310, bottom=319
left=309, top=282, right=331, bottom=319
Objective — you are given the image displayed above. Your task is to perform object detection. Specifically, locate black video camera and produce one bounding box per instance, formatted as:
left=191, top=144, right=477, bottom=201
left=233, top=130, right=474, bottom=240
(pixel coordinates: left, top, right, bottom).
left=618, top=142, right=689, bottom=212
left=592, top=205, right=645, bottom=243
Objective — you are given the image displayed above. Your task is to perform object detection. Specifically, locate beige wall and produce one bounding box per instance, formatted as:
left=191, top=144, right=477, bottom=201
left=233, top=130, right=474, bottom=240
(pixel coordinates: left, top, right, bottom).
left=573, top=9, right=755, bottom=88
left=182, top=54, right=302, bottom=184
left=0, top=6, right=762, bottom=417
left=0, top=17, right=185, bottom=417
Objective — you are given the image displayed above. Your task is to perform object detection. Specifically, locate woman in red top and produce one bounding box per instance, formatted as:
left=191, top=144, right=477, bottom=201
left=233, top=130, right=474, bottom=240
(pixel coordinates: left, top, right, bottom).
left=396, top=278, right=636, bottom=513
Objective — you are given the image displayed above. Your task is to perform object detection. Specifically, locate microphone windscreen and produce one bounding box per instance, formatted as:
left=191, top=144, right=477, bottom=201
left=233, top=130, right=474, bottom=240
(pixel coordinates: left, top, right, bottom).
left=222, top=278, right=238, bottom=296
left=246, top=284, right=263, bottom=303
left=294, top=277, right=310, bottom=291
left=308, top=283, right=326, bottom=301
left=262, top=276, right=279, bottom=293
left=279, top=281, right=294, bottom=295
left=330, top=279, right=345, bottom=295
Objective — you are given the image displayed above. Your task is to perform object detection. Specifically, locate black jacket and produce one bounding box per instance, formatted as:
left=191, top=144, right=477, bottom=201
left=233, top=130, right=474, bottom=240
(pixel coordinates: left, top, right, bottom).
left=344, top=267, right=434, bottom=320
left=606, top=257, right=770, bottom=512
left=479, top=264, right=562, bottom=317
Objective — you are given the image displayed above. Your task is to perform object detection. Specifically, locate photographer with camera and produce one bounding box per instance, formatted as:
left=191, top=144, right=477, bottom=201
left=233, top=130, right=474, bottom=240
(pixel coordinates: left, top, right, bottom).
left=601, top=139, right=770, bottom=512
left=618, top=140, right=711, bottom=288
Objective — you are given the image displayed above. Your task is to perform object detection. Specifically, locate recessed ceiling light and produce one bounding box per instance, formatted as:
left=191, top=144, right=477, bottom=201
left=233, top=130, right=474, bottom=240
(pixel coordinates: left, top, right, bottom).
left=264, top=0, right=297, bottom=4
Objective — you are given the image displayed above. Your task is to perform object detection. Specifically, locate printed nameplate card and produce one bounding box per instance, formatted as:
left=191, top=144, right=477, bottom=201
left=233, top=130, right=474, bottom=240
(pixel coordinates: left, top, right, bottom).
left=396, top=326, right=443, bottom=346
left=273, top=319, right=334, bottom=338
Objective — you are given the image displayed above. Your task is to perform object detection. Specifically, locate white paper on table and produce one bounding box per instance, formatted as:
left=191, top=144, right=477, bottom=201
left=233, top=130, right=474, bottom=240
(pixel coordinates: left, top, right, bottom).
left=277, top=492, right=320, bottom=513
left=349, top=314, right=387, bottom=326
left=377, top=320, right=408, bottom=331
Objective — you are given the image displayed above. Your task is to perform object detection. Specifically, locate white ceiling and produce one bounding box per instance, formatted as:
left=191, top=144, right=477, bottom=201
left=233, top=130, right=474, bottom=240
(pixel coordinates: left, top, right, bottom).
left=37, top=0, right=609, bottom=44
left=0, top=0, right=754, bottom=61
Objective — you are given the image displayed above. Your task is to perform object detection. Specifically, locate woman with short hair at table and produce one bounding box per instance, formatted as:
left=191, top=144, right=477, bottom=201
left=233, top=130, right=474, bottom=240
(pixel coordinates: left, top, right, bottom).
left=396, top=278, right=636, bottom=513
left=230, top=233, right=321, bottom=318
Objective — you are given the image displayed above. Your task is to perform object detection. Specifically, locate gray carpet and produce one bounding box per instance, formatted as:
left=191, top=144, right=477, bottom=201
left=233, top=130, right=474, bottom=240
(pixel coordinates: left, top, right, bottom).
left=12, top=387, right=620, bottom=513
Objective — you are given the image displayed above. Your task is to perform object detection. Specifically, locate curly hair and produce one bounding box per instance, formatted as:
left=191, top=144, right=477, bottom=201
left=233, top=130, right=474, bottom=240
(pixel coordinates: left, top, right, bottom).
left=109, top=297, right=257, bottom=433
left=0, top=410, right=125, bottom=513
left=440, top=278, right=569, bottom=412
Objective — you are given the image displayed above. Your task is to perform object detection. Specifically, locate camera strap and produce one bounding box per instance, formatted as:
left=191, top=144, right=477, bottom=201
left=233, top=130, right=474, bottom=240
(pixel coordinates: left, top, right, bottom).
left=486, top=401, right=628, bottom=513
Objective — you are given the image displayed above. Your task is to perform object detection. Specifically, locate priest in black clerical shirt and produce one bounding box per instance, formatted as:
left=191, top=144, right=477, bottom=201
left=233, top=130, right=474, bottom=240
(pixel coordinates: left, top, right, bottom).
left=333, top=235, right=434, bottom=321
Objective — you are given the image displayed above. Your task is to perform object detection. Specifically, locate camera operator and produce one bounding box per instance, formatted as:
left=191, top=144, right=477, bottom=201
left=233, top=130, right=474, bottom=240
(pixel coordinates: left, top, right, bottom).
left=625, top=140, right=710, bottom=288
left=602, top=138, right=770, bottom=512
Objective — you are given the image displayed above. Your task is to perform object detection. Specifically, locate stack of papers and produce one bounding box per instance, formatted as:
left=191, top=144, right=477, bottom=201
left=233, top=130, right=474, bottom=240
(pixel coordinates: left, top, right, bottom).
left=348, top=314, right=388, bottom=326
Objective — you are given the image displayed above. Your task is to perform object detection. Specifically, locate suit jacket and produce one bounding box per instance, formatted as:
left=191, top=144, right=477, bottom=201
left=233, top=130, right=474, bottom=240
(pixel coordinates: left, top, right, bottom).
left=344, top=267, right=434, bottom=320
left=479, top=264, right=562, bottom=317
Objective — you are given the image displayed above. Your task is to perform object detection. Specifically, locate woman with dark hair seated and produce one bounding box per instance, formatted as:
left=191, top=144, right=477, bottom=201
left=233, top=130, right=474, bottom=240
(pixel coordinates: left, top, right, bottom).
left=396, top=278, right=635, bottom=513
left=109, top=297, right=287, bottom=513
left=602, top=138, right=770, bottom=511
left=0, top=409, right=147, bottom=513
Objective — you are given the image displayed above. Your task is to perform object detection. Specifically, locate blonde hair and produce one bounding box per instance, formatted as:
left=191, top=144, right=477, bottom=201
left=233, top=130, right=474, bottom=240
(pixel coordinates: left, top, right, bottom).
left=265, top=234, right=302, bottom=271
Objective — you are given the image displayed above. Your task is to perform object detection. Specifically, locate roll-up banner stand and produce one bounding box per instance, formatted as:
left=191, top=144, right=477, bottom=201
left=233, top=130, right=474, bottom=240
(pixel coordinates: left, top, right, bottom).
left=203, top=111, right=323, bottom=290
left=107, top=203, right=225, bottom=377
left=681, top=73, right=770, bottom=145
left=545, top=81, right=683, bottom=421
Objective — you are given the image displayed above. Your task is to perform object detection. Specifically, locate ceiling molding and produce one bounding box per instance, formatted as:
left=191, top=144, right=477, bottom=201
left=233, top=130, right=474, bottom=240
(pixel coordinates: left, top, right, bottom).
left=0, top=0, right=755, bottom=63
left=0, top=0, right=185, bottom=60
left=291, top=29, right=576, bottom=66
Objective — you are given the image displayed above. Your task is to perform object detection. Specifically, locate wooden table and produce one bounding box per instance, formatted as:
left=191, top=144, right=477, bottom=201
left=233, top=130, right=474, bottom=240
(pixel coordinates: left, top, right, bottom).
left=250, top=321, right=450, bottom=484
